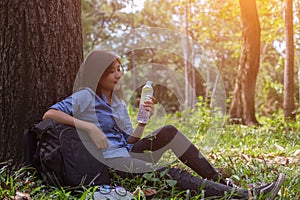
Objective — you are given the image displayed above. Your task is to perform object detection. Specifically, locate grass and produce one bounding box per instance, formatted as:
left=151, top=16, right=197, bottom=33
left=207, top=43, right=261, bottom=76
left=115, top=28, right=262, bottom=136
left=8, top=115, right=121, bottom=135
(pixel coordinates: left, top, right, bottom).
left=0, top=107, right=299, bottom=199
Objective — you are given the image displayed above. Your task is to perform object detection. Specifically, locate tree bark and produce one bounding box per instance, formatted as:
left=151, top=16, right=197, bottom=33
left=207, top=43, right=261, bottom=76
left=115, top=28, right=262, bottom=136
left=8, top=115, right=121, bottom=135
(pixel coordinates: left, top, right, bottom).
left=229, top=0, right=260, bottom=125
left=283, top=0, right=295, bottom=120
left=0, top=0, right=83, bottom=162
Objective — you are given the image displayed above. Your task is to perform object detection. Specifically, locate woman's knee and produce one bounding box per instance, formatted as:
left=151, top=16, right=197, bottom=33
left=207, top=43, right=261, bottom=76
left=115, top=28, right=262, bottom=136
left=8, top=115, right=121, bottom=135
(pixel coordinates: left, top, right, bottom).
left=163, top=125, right=178, bottom=132
left=157, top=125, right=178, bottom=140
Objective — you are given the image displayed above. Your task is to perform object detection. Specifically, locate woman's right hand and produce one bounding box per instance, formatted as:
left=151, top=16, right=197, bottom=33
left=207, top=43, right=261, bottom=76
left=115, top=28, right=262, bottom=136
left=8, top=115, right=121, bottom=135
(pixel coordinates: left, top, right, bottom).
left=85, top=123, right=109, bottom=149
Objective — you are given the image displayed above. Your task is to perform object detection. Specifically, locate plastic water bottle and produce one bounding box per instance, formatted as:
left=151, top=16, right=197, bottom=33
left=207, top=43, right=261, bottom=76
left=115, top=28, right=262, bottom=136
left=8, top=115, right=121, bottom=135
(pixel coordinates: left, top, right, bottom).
left=137, top=81, right=153, bottom=124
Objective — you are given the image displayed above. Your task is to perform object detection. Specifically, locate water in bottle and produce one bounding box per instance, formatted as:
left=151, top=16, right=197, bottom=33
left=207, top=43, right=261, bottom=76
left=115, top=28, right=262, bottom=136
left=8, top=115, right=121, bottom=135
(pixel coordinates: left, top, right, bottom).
left=137, top=81, right=153, bottom=124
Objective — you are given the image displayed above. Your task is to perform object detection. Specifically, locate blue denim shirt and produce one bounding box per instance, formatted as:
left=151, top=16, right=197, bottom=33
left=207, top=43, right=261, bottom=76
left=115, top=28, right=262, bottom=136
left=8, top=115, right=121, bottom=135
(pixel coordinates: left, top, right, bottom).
left=50, top=87, right=134, bottom=159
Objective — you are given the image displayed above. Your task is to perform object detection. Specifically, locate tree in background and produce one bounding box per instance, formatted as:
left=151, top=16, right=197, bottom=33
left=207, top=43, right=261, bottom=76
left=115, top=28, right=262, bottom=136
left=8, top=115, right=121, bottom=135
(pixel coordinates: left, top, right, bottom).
left=0, top=0, right=83, bottom=162
left=283, top=0, right=295, bottom=120
left=80, top=0, right=299, bottom=120
left=229, top=0, right=261, bottom=125
left=189, top=0, right=241, bottom=101
left=81, top=0, right=130, bottom=57
left=296, top=0, right=300, bottom=106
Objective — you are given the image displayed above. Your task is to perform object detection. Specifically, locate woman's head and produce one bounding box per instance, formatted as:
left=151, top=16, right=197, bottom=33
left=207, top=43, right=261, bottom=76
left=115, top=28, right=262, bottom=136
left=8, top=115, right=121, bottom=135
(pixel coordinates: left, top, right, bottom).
left=97, top=58, right=124, bottom=97
left=75, top=50, right=123, bottom=96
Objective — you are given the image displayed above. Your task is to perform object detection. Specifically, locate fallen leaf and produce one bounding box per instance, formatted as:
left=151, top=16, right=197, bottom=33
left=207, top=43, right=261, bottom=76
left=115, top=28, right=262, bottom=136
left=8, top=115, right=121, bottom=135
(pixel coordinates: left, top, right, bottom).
left=12, top=191, right=31, bottom=200
left=274, top=144, right=285, bottom=151
left=241, top=153, right=251, bottom=162
left=293, top=149, right=300, bottom=156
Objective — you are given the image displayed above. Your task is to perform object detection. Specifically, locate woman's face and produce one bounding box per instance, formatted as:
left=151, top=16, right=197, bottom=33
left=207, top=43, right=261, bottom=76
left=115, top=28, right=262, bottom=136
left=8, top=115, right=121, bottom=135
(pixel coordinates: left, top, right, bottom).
left=99, top=60, right=123, bottom=92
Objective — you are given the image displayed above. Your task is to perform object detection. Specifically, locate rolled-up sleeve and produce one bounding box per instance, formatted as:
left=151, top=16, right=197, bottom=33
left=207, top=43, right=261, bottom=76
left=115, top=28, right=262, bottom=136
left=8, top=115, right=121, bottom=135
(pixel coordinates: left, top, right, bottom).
left=50, top=88, right=94, bottom=116
left=50, top=95, right=73, bottom=114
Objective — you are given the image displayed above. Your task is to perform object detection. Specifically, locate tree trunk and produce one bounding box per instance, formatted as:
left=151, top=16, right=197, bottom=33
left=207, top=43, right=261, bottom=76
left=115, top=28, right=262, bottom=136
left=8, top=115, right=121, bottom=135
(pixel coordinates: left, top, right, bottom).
left=0, top=0, right=83, bottom=163
left=181, top=1, right=193, bottom=109
left=296, top=1, right=300, bottom=106
left=283, top=0, right=295, bottom=120
left=229, top=0, right=260, bottom=126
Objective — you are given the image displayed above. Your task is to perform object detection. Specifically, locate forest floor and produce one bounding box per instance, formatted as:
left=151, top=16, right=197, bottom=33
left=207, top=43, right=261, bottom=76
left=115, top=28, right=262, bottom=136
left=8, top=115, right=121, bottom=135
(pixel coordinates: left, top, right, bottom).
left=1, top=111, right=299, bottom=199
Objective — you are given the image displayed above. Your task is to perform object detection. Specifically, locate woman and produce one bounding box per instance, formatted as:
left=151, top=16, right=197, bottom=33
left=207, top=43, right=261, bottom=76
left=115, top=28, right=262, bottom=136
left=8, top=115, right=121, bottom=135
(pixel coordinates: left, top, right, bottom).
left=43, top=50, right=284, bottom=199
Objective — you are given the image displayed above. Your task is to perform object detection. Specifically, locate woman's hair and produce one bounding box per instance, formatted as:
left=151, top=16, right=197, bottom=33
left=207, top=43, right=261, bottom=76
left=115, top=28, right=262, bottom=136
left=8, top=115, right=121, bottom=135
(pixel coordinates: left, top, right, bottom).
left=74, top=50, right=123, bottom=99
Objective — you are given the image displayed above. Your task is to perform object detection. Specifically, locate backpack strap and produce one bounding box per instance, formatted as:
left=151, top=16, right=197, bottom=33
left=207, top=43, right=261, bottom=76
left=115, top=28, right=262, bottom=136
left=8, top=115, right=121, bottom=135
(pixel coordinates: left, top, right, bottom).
left=23, top=129, right=32, bottom=166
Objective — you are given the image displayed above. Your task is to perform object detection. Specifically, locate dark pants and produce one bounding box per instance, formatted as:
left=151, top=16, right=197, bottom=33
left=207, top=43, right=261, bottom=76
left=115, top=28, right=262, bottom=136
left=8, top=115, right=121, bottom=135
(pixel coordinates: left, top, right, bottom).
left=112, top=125, right=248, bottom=198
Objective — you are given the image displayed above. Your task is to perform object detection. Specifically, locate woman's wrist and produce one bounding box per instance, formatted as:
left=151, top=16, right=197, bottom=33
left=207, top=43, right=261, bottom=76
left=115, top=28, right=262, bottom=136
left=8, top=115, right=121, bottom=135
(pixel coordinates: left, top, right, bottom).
left=138, top=123, right=146, bottom=127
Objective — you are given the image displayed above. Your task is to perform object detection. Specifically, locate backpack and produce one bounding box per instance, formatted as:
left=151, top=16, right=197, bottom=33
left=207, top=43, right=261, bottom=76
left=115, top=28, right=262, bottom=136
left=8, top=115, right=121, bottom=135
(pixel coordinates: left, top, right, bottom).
left=23, top=119, right=111, bottom=187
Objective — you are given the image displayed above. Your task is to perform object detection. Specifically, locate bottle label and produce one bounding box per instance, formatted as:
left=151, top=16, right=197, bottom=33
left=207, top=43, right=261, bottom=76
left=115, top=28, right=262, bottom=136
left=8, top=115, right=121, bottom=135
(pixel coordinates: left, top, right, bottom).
left=137, top=104, right=150, bottom=124
left=137, top=82, right=153, bottom=124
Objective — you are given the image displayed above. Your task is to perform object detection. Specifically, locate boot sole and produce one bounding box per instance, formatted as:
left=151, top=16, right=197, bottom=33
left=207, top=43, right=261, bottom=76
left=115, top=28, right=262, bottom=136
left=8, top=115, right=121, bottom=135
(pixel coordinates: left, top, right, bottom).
left=266, top=173, right=285, bottom=200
